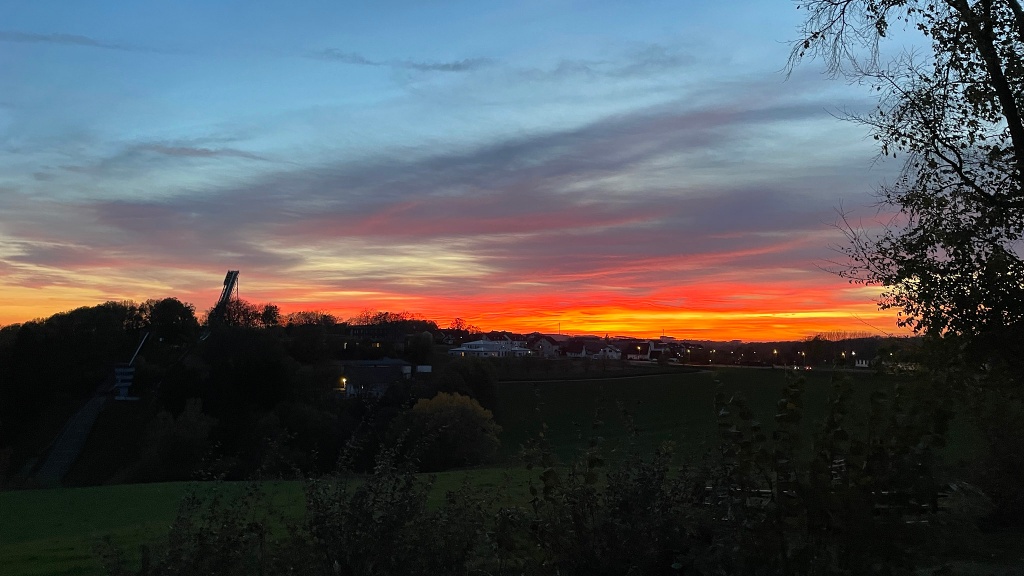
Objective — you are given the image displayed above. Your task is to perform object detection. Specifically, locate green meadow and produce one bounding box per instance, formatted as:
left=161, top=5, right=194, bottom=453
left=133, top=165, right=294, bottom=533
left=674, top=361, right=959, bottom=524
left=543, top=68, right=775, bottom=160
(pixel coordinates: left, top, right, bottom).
left=0, top=468, right=549, bottom=576
left=495, top=365, right=977, bottom=463
left=0, top=366, right=984, bottom=576
left=1, top=482, right=200, bottom=576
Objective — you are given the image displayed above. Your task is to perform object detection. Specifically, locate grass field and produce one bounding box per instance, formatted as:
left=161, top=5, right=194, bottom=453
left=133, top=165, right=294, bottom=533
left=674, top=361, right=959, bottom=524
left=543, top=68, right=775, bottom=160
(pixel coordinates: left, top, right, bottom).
left=1, top=482, right=201, bottom=576
left=0, top=467, right=544, bottom=576
left=495, top=365, right=952, bottom=463
left=0, top=366, right=989, bottom=576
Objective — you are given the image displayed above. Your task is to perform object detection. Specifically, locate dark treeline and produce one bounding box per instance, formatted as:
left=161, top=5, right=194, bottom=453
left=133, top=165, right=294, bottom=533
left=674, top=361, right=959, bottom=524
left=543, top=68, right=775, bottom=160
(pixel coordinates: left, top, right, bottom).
left=0, top=298, right=499, bottom=486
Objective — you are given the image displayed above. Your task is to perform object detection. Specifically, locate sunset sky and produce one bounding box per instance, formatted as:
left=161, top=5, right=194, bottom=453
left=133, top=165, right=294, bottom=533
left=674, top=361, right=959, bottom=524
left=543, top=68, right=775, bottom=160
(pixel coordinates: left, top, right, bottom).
left=0, top=1, right=914, bottom=341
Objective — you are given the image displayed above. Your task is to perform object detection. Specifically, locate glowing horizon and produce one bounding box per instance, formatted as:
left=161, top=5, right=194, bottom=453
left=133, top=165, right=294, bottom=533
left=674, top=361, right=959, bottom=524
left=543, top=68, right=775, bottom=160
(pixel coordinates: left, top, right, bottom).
left=0, top=272, right=910, bottom=343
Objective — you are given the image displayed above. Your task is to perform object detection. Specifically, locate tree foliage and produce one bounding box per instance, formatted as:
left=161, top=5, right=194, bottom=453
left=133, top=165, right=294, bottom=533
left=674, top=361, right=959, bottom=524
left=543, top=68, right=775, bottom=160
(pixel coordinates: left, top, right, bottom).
left=283, top=309, right=336, bottom=327
left=392, top=392, right=502, bottom=471
left=434, top=356, right=500, bottom=411
left=134, top=398, right=217, bottom=482
left=349, top=309, right=418, bottom=326
left=199, top=328, right=298, bottom=417
left=791, top=0, right=1024, bottom=372
left=214, top=299, right=263, bottom=328
left=139, top=298, right=200, bottom=344
left=259, top=304, right=282, bottom=328
left=792, top=0, right=1024, bottom=522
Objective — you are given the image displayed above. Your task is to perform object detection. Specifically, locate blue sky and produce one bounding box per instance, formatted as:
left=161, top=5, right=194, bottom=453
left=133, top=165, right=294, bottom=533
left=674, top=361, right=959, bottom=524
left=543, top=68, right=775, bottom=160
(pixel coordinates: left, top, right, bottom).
left=0, top=1, right=911, bottom=339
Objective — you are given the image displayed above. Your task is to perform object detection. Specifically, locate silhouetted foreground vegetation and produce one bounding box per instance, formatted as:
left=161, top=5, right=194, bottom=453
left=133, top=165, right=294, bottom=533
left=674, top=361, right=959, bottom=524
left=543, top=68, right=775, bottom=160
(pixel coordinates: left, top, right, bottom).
left=83, top=374, right=1019, bottom=575
left=789, top=0, right=1024, bottom=539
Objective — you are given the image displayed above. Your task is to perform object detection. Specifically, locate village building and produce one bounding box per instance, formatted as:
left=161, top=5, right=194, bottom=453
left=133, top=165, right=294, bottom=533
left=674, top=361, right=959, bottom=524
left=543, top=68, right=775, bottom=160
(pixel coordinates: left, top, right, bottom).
left=527, top=334, right=563, bottom=358
left=341, top=357, right=412, bottom=398
left=448, top=339, right=531, bottom=358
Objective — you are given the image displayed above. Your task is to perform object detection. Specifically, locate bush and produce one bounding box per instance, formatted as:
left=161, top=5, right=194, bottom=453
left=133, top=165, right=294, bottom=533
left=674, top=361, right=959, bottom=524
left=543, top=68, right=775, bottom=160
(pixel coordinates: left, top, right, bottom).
left=133, top=398, right=217, bottom=482
left=391, top=392, right=501, bottom=472
left=298, top=452, right=491, bottom=576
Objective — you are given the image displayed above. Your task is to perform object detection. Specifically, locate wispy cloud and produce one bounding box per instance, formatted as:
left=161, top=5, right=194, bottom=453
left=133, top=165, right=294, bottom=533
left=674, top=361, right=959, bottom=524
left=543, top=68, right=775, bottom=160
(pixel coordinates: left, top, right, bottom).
left=52, top=141, right=269, bottom=178
left=311, top=49, right=376, bottom=66
left=401, top=57, right=494, bottom=72
left=516, top=43, right=695, bottom=81
left=610, top=43, right=695, bottom=77
left=312, top=48, right=495, bottom=72
left=0, top=29, right=148, bottom=52
left=133, top=144, right=268, bottom=161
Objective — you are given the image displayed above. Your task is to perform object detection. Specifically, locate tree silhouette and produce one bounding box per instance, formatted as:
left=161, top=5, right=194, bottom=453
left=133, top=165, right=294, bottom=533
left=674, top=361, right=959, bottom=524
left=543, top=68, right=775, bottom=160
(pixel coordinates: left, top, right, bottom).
left=792, top=0, right=1024, bottom=374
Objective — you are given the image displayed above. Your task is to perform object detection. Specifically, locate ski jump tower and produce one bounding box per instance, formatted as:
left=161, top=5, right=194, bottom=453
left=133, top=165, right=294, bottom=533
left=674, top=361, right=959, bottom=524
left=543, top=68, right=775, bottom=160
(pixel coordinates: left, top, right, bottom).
left=209, top=270, right=240, bottom=324
left=218, top=270, right=240, bottom=308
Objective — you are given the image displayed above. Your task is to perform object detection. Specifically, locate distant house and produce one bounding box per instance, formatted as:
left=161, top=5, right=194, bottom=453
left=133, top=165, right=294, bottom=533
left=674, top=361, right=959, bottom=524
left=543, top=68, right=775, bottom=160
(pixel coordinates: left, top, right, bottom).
left=535, top=332, right=570, bottom=345
left=433, top=330, right=456, bottom=345
left=562, top=341, right=592, bottom=358
left=448, top=339, right=531, bottom=358
left=561, top=339, right=621, bottom=360
left=482, top=331, right=529, bottom=348
left=527, top=334, right=562, bottom=358
left=436, top=328, right=474, bottom=345
left=342, top=358, right=411, bottom=397
left=649, top=341, right=672, bottom=360
left=341, top=324, right=408, bottom=352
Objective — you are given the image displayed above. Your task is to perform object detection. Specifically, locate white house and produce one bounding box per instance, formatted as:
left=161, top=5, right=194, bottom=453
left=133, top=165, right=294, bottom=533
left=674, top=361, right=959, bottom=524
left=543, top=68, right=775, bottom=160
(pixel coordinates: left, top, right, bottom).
left=593, top=345, right=621, bottom=360
left=448, top=339, right=532, bottom=358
